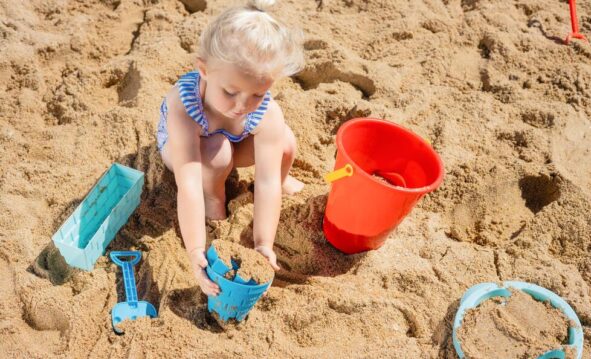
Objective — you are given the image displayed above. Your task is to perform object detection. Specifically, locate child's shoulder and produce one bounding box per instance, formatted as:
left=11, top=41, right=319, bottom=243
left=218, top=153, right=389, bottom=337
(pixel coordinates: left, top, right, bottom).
left=251, top=99, right=284, bottom=137
left=263, top=98, right=282, bottom=118
left=165, top=71, right=199, bottom=114
left=164, top=84, right=195, bottom=129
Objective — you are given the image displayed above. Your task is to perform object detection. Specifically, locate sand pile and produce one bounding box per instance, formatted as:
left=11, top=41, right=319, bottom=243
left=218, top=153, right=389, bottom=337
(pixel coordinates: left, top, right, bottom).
left=1, top=0, right=591, bottom=357
left=212, top=239, right=274, bottom=284
left=457, top=289, right=571, bottom=358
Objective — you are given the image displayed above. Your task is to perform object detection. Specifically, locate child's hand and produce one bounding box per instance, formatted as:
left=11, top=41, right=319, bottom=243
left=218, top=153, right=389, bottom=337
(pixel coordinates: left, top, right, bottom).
left=189, top=249, right=220, bottom=296
left=255, top=246, right=280, bottom=271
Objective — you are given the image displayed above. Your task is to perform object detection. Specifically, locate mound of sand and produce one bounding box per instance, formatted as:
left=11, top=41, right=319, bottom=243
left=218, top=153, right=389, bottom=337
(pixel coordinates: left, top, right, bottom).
left=212, top=239, right=274, bottom=284
left=458, top=289, right=571, bottom=358
left=1, top=0, right=590, bottom=357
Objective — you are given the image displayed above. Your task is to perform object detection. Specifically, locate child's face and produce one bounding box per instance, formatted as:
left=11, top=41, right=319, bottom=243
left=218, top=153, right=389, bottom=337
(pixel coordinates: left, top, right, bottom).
left=198, top=59, right=274, bottom=121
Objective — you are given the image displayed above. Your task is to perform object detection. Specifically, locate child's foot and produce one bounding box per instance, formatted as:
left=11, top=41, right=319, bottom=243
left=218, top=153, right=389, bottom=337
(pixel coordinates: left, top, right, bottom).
left=282, top=175, right=304, bottom=195
left=204, top=195, right=227, bottom=220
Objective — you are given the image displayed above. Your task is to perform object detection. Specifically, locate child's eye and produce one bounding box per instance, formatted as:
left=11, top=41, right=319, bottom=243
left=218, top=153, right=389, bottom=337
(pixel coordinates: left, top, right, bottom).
left=223, top=89, right=237, bottom=97
left=253, top=93, right=265, bottom=99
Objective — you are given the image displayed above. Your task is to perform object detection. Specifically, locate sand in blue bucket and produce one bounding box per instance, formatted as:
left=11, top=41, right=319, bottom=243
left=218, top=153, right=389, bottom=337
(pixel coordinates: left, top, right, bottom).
left=456, top=288, right=574, bottom=358
left=205, top=240, right=274, bottom=325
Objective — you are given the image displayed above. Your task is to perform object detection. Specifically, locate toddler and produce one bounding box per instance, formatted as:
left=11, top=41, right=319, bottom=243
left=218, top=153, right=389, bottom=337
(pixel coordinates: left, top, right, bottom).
left=156, top=0, right=305, bottom=295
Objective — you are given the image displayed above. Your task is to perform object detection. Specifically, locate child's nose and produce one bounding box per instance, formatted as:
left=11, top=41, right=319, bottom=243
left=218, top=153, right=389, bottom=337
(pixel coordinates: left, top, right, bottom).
left=234, top=99, right=248, bottom=112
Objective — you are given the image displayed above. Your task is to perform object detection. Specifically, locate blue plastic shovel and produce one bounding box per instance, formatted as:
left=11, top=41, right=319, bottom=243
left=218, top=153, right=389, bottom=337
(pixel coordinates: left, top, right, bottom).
left=110, top=251, right=157, bottom=333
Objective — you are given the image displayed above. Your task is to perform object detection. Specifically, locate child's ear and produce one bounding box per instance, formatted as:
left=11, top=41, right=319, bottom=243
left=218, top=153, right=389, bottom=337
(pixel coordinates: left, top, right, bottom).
left=196, top=57, right=208, bottom=80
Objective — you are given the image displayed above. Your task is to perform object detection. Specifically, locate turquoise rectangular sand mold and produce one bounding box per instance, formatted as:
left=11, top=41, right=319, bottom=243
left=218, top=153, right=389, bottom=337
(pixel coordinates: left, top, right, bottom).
left=52, top=163, right=144, bottom=271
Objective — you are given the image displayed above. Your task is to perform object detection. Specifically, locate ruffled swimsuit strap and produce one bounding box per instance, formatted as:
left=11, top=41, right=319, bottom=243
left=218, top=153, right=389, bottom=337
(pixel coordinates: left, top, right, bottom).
left=244, top=93, right=271, bottom=134
left=177, top=71, right=209, bottom=134
left=177, top=71, right=272, bottom=142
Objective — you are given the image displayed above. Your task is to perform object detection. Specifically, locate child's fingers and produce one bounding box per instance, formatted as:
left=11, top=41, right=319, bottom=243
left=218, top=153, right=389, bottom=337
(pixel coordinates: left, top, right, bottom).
left=255, top=246, right=281, bottom=271
left=197, top=269, right=220, bottom=295
left=199, top=280, right=220, bottom=296
left=209, top=281, right=220, bottom=294
left=267, top=252, right=280, bottom=271
left=205, top=284, right=220, bottom=296
left=203, top=287, right=218, bottom=296
left=196, top=252, right=209, bottom=268
left=270, top=260, right=280, bottom=271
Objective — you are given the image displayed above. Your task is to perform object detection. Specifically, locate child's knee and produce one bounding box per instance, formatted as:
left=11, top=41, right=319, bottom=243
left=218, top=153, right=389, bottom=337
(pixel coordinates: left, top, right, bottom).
left=283, top=125, right=297, bottom=158
left=203, top=135, right=234, bottom=171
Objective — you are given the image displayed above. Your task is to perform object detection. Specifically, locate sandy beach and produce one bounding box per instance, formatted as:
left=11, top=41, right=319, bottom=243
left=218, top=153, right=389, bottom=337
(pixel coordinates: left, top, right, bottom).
left=1, top=0, right=590, bottom=357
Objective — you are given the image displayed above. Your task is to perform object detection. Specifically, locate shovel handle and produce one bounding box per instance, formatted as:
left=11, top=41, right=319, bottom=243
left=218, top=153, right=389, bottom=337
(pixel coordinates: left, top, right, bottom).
left=110, top=251, right=141, bottom=304
left=110, top=251, right=141, bottom=266
left=324, top=164, right=354, bottom=183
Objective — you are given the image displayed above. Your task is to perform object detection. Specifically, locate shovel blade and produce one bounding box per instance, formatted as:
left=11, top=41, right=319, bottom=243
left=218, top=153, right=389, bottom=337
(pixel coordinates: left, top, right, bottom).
left=111, top=301, right=157, bottom=334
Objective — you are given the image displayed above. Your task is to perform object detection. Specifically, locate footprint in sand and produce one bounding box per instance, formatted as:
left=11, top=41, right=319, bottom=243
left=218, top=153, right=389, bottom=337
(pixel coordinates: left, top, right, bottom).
left=23, top=292, right=71, bottom=334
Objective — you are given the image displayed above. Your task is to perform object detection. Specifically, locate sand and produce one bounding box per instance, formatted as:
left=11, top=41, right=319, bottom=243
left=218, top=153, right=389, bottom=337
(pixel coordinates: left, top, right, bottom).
left=372, top=173, right=394, bottom=186
left=1, top=0, right=591, bottom=357
left=212, top=239, right=274, bottom=284
left=457, top=289, right=571, bottom=358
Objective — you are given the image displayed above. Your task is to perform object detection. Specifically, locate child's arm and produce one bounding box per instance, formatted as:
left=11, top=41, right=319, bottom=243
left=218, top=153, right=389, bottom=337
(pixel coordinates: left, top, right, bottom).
left=252, top=102, right=286, bottom=270
left=166, top=95, right=220, bottom=296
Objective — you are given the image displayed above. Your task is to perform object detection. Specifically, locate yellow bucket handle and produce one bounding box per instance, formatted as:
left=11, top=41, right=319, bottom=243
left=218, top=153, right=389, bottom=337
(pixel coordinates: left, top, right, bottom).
left=324, top=134, right=429, bottom=184
left=324, top=164, right=354, bottom=183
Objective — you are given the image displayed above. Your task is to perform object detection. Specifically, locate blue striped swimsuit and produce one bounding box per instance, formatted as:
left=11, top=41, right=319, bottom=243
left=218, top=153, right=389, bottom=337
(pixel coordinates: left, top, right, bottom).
left=156, top=71, right=271, bottom=152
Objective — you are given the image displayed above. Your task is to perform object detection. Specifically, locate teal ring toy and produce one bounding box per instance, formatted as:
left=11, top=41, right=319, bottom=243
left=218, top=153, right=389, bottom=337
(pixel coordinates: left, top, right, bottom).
left=452, top=281, right=583, bottom=359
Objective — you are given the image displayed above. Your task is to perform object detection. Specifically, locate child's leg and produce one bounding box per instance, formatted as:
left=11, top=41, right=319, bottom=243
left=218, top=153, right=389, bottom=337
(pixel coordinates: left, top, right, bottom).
left=161, top=133, right=233, bottom=220
left=278, top=125, right=304, bottom=194
left=233, top=124, right=304, bottom=194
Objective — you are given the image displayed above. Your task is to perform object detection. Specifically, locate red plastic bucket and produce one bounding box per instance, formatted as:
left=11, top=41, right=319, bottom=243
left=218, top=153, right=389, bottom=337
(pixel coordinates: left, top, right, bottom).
left=323, top=118, right=444, bottom=254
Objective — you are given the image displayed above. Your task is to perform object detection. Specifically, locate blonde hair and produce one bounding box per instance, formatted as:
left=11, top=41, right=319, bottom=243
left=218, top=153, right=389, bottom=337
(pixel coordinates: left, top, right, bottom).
left=198, top=0, right=304, bottom=79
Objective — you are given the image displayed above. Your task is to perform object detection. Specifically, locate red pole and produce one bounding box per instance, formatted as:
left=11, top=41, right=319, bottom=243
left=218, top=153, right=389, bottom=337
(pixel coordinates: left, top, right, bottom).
left=566, top=0, right=588, bottom=44
left=570, top=0, right=579, bottom=33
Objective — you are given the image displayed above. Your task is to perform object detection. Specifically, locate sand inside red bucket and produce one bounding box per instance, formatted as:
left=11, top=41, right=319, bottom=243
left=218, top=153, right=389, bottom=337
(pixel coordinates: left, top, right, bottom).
left=457, top=289, right=571, bottom=358
left=212, top=240, right=274, bottom=284
left=372, top=173, right=394, bottom=186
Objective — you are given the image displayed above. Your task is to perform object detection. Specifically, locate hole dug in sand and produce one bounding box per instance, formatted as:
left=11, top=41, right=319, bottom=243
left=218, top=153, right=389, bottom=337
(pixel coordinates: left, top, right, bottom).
left=179, top=0, right=206, bottom=14
left=22, top=292, right=71, bottom=335
left=117, top=62, right=141, bottom=107
left=250, top=195, right=363, bottom=279
left=167, top=287, right=224, bottom=332
left=29, top=244, right=74, bottom=285
left=519, top=173, right=561, bottom=214
left=449, top=180, right=534, bottom=246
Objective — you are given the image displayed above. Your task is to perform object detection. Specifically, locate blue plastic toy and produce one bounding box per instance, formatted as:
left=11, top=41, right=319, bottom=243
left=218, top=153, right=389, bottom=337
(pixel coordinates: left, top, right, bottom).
left=110, top=251, right=157, bottom=333
left=453, top=281, right=584, bottom=359
left=205, top=245, right=272, bottom=322
left=52, top=163, right=144, bottom=271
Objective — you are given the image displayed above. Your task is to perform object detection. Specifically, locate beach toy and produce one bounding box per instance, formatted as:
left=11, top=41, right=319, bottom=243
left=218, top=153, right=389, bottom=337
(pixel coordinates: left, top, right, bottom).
left=205, top=245, right=272, bottom=322
left=453, top=281, right=584, bottom=359
left=565, top=0, right=587, bottom=44
left=110, top=251, right=157, bottom=334
left=52, top=163, right=144, bottom=271
left=323, top=118, right=444, bottom=254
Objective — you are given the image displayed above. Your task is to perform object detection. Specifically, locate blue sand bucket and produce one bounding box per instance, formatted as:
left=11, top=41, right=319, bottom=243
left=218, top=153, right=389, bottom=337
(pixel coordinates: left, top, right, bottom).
left=453, top=281, right=584, bottom=359
left=205, top=245, right=272, bottom=322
